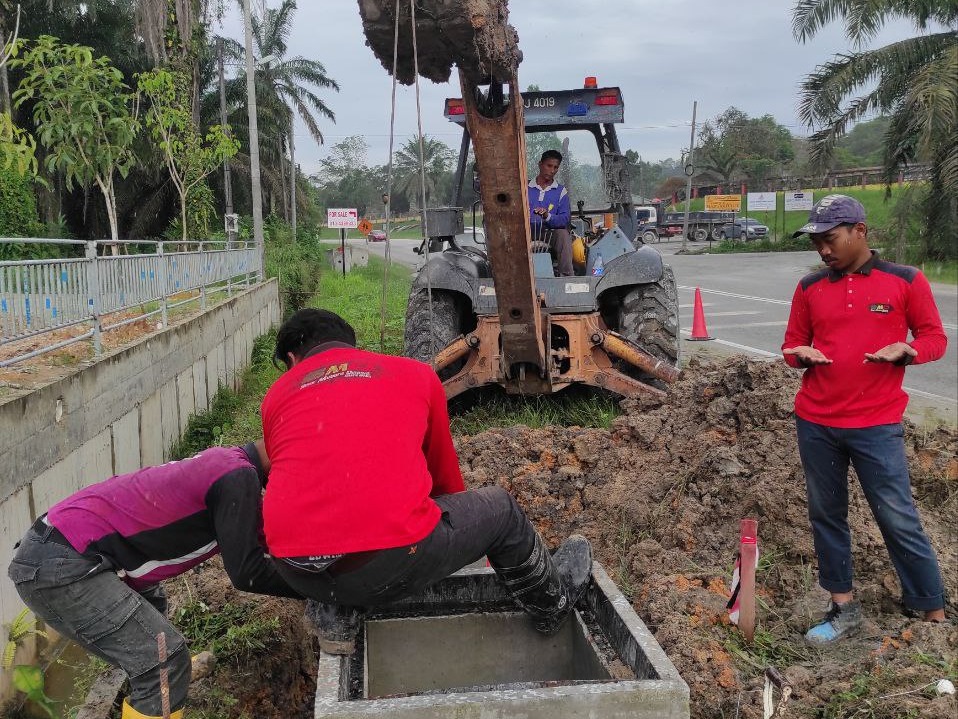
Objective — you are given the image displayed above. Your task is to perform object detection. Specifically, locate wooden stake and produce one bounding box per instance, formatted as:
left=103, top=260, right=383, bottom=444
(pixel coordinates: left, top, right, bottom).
left=739, top=518, right=758, bottom=643
left=157, top=632, right=171, bottom=719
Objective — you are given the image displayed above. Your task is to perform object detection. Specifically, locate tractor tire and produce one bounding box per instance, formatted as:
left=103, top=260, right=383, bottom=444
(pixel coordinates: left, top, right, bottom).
left=617, top=265, right=681, bottom=375
left=403, top=290, right=466, bottom=380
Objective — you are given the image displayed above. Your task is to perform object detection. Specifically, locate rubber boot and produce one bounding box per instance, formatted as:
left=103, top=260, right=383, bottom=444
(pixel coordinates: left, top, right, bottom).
left=305, top=600, right=363, bottom=655
left=121, top=699, right=184, bottom=718
left=493, top=533, right=593, bottom=634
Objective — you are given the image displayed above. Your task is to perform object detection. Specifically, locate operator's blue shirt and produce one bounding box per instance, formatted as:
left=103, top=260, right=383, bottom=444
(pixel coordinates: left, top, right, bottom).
left=528, top=179, right=570, bottom=230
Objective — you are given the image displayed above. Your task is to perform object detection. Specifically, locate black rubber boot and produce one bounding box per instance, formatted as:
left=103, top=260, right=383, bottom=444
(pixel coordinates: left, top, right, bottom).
left=305, top=601, right=363, bottom=655
left=493, top=533, right=593, bottom=634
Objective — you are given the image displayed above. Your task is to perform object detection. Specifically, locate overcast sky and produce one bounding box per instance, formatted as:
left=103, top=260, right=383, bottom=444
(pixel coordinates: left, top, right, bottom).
left=217, top=1, right=924, bottom=174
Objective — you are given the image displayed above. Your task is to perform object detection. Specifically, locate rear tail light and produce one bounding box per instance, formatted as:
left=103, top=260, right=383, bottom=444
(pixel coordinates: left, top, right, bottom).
left=595, top=90, right=619, bottom=106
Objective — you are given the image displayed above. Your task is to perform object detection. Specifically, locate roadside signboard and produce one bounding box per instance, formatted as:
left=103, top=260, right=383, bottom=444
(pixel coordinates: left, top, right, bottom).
left=357, top=218, right=373, bottom=235
left=784, top=191, right=814, bottom=212
left=704, top=194, right=742, bottom=212
left=747, top=192, right=776, bottom=212
left=327, top=208, right=358, bottom=229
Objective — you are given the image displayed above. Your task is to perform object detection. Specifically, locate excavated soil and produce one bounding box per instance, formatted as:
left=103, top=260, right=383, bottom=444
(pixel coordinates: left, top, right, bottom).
left=152, top=357, right=954, bottom=718
left=358, top=0, right=521, bottom=84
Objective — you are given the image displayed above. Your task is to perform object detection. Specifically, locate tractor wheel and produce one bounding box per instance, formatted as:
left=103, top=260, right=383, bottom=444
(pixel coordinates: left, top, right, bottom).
left=616, top=265, right=681, bottom=380
left=403, top=289, right=467, bottom=380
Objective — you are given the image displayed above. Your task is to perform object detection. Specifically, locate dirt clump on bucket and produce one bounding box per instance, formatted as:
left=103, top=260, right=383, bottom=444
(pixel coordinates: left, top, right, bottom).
left=456, top=356, right=957, bottom=719
left=357, top=0, right=521, bottom=84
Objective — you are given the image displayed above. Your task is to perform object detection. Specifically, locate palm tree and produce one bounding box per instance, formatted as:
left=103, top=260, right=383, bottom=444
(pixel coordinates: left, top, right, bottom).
left=219, top=0, right=338, bottom=222
left=393, top=135, right=455, bottom=208
left=793, top=1, right=957, bottom=257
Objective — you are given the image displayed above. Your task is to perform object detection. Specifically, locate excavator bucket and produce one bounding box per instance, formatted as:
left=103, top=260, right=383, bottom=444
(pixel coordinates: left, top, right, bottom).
left=357, top=0, right=521, bottom=85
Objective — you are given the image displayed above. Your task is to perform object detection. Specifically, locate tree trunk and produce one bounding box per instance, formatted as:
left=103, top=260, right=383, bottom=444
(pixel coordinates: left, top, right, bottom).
left=97, top=176, right=121, bottom=256
left=181, top=192, right=188, bottom=243
left=278, top=136, right=289, bottom=222
left=0, top=63, right=10, bottom=115
left=289, top=130, right=297, bottom=240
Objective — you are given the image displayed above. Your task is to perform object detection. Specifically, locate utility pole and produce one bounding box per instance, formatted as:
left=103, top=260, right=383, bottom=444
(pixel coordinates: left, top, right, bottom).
left=681, top=100, right=698, bottom=253
left=242, top=0, right=265, bottom=275
left=216, top=38, right=235, bottom=245
left=289, top=129, right=297, bottom=240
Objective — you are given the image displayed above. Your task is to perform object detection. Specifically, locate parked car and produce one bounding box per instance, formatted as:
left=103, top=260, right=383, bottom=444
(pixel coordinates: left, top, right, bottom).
left=367, top=229, right=387, bottom=242
left=720, top=218, right=769, bottom=241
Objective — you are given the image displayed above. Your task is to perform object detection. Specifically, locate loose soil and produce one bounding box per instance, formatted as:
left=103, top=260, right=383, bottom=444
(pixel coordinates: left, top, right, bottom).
left=358, top=0, right=521, bottom=84
left=125, top=357, right=956, bottom=717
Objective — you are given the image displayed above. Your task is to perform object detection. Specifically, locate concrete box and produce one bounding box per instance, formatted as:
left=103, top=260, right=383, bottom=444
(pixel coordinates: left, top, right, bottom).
left=312, top=563, right=689, bottom=719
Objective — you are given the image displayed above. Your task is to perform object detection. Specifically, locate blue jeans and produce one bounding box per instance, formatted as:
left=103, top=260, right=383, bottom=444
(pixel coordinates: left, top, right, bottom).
left=796, top=417, right=945, bottom=611
left=7, top=522, right=191, bottom=714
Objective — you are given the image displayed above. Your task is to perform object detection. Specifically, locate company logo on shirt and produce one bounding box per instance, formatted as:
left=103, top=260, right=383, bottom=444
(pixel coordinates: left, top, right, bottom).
left=300, top=362, right=375, bottom=388
left=868, top=303, right=893, bottom=314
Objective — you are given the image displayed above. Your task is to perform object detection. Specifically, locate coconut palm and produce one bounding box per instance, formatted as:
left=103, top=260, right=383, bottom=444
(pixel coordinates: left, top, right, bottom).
left=392, top=135, right=456, bottom=208
left=217, top=0, right=337, bottom=220
left=793, top=1, right=957, bottom=257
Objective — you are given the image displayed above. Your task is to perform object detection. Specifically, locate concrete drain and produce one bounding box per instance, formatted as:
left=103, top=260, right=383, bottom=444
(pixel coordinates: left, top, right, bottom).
left=311, top=563, right=690, bottom=718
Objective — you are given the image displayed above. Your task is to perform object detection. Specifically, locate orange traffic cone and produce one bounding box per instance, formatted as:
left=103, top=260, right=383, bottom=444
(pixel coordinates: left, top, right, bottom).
left=688, top=287, right=714, bottom=341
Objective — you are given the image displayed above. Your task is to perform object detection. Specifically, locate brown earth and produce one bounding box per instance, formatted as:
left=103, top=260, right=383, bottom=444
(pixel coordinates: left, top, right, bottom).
left=358, top=0, right=521, bottom=84
left=150, top=357, right=955, bottom=718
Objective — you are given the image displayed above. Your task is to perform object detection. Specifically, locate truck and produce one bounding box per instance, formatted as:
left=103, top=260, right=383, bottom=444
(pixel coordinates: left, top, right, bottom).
left=635, top=201, right=734, bottom=243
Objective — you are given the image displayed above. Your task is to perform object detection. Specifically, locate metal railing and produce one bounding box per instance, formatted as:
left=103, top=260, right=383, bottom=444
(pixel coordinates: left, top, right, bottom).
left=0, top=238, right=263, bottom=367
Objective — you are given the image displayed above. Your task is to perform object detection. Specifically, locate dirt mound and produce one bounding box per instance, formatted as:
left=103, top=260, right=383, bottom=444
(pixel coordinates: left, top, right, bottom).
left=358, top=0, right=521, bottom=84
left=456, top=356, right=958, bottom=718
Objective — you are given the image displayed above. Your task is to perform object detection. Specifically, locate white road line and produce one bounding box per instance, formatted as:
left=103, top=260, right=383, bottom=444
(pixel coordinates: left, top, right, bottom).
left=678, top=303, right=715, bottom=308
left=681, top=331, right=958, bottom=404
left=678, top=310, right=763, bottom=317
left=678, top=285, right=791, bottom=306
left=706, top=321, right=790, bottom=330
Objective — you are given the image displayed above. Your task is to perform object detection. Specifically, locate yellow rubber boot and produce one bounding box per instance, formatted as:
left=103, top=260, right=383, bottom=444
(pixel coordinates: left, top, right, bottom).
left=121, top=699, right=184, bottom=719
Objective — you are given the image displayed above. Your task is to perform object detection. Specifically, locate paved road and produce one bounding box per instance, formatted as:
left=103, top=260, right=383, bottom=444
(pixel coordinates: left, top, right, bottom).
left=655, top=239, right=957, bottom=425
left=351, top=236, right=957, bottom=424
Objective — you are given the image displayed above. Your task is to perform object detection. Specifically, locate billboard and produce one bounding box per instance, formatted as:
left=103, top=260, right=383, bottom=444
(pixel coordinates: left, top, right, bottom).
left=747, top=192, right=776, bottom=212
left=327, top=208, right=359, bottom=229
left=784, top=191, right=814, bottom=212
left=704, top=194, right=742, bottom=212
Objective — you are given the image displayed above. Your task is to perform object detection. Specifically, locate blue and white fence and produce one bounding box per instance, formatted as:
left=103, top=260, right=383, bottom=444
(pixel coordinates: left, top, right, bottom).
left=0, top=239, right=262, bottom=366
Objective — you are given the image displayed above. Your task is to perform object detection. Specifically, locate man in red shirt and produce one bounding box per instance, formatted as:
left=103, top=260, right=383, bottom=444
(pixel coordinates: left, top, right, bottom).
left=782, top=194, right=947, bottom=643
left=260, top=309, right=591, bottom=650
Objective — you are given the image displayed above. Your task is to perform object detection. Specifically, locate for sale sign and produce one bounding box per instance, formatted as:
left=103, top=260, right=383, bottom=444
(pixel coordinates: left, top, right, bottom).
left=784, top=191, right=814, bottom=212
left=747, top=192, right=776, bottom=212
left=327, top=208, right=358, bottom=229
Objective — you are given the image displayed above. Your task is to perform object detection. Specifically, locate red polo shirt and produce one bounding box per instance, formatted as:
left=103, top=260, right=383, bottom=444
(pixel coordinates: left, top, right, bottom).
left=261, top=345, right=465, bottom=557
left=782, top=255, right=947, bottom=428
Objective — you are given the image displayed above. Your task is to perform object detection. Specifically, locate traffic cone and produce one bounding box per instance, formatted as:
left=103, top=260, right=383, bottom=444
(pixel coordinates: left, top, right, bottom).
left=688, top=287, right=714, bottom=341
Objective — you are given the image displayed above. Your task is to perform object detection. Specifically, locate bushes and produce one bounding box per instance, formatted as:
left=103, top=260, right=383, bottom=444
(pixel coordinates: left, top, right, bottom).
left=0, top=166, right=42, bottom=240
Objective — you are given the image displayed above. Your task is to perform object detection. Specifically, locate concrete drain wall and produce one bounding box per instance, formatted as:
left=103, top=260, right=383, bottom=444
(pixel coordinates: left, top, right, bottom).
left=311, top=563, right=690, bottom=719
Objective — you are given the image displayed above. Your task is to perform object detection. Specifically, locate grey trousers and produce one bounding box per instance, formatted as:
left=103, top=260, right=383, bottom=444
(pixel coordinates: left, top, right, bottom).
left=549, top=228, right=574, bottom=276
left=276, top=486, right=537, bottom=606
left=8, top=523, right=191, bottom=714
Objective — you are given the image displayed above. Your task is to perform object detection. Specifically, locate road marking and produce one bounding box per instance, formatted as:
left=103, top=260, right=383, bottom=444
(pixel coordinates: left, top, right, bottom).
left=681, top=330, right=957, bottom=404
left=706, top=321, right=790, bottom=330
left=678, top=303, right=715, bottom=308
left=678, top=285, right=791, bottom=306
left=678, top=310, right=762, bottom=318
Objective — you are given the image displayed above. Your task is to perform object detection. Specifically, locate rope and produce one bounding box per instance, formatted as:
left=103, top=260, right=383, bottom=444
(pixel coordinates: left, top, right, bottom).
left=409, top=0, right=434, bottom=356
left=378, top=0, right=401, bottom=352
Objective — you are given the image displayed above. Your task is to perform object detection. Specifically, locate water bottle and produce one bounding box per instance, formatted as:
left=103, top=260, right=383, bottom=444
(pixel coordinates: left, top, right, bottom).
left=592, top=253, right=604, bottom=276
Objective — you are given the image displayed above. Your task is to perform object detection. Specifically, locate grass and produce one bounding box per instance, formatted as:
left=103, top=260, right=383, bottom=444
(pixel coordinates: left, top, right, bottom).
left=172, top=595, right=279, bottom=661
left=450, top=387, right=620, bottom=435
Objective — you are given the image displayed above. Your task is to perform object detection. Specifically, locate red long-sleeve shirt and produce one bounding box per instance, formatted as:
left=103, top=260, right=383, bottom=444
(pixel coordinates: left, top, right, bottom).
left=261, top=345, right=465, bottom=557
left=782, top=255, right=947, bottom=428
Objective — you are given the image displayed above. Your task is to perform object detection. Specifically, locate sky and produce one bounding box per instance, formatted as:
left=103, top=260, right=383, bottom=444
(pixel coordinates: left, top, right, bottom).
left=216, top=1, right=924, bottom=175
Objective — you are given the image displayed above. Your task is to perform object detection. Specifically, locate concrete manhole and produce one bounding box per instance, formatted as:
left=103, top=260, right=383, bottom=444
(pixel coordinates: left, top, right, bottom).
left=311, top=563, right=690, bottom=718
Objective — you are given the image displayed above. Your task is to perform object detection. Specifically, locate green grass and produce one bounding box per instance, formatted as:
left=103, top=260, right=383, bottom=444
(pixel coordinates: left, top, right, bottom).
left=450, top=388, right=620, bottom=435
left=172, top=598, right=279, bottom=660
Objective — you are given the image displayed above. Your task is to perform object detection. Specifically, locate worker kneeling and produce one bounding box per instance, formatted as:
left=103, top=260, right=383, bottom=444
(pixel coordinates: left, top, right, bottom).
left=7, top=442, right=301, bottom=718
left=261, top=309, right=592, bottom=652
